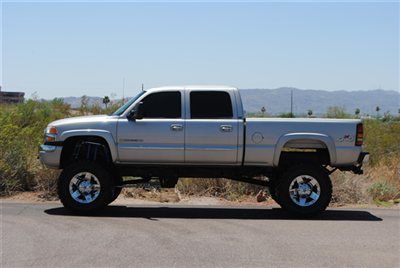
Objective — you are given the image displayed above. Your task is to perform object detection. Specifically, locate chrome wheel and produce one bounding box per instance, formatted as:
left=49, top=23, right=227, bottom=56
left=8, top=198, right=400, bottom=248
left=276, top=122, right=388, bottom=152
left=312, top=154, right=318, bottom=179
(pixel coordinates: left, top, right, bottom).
left=289, top=175, right=320, bottom=207
left=69, top=172, right=101, bottom=204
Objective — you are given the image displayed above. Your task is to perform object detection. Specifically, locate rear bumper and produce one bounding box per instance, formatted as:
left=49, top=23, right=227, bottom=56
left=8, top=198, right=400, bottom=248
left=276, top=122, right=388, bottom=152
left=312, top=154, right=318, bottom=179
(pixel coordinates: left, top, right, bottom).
left=357, top=152, right=369, bottom=165
left=339, top=152, right=369, bottom=174
left=38, top=144, right=62, bottom=169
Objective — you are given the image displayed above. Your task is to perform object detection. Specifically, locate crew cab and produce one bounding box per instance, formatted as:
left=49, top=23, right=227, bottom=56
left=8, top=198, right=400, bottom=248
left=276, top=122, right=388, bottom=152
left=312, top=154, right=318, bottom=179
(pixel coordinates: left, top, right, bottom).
left=39, top=86, right=368, bottom=215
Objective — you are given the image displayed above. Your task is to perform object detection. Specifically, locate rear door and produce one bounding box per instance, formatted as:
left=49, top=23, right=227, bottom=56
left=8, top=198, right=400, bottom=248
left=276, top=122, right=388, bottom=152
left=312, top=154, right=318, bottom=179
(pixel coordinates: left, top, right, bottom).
left=184, top=90, right=239, bottom=164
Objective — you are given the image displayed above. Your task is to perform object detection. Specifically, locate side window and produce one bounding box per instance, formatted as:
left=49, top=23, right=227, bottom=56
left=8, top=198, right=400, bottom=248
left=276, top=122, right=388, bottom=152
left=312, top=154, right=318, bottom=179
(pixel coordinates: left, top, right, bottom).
left=190, top=91, right=233, bottom=119
left=140, top=91, right=181, bottom=118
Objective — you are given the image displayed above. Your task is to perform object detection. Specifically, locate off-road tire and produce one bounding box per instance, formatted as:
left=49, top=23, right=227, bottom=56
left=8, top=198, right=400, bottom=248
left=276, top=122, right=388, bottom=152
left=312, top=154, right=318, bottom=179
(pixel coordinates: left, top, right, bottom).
left=268, top=186, right=281, bottom=206
left=275, top=164, right=332, bottom=216
left=58, top=161, right=113, bottom=213
left=109, top=175, right=123, bottom=204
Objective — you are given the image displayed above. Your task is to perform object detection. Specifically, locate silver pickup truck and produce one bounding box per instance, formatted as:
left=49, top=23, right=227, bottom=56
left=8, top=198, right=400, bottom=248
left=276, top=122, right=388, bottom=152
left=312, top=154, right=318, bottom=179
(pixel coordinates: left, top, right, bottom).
left=39, top=85, right=368, bottom=215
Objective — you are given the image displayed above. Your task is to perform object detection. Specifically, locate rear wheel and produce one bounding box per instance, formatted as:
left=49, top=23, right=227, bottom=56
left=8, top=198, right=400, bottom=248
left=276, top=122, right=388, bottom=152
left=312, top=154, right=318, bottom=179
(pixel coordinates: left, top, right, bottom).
left=276, top=164, right=332, bottom=216
left=268, top=185, right=281, bottom=205
left=58, top=161, right=113, bottom=213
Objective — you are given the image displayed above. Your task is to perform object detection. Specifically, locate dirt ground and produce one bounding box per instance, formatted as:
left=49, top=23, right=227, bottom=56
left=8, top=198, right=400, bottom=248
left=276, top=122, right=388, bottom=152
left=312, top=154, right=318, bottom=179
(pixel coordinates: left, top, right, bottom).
left=2, top=190, right=398, bottom=209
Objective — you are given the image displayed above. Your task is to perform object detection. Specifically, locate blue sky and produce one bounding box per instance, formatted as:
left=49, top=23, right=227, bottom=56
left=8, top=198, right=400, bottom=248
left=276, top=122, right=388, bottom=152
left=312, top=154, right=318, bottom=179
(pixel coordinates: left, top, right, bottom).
left=2, top=1, right=399, bottom=99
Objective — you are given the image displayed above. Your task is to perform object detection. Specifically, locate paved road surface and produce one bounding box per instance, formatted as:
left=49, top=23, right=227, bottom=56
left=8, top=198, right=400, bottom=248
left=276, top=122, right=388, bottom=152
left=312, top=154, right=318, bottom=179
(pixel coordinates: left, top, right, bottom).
left=1, top=202, right=399, bottom=267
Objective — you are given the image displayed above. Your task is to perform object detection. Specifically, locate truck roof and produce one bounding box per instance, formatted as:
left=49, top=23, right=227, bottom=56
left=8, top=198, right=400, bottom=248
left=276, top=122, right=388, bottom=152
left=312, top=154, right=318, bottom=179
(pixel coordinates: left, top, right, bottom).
left=146, top=85, right=237, bottom=92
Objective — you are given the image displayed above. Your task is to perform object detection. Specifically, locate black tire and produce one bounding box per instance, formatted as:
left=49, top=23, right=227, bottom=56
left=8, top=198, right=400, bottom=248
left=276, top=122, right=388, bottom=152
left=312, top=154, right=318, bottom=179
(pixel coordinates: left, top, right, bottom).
left=159, top=176, right=179, bottom=188
left=108, top=175, right=123, bottom=204
left=275, top=164, right=332, bottom=216
left=267, top=177, right=282, bottom=205
left=58, top=161, right=113, bottom=213
left=268, top=186, right=281, bottom=206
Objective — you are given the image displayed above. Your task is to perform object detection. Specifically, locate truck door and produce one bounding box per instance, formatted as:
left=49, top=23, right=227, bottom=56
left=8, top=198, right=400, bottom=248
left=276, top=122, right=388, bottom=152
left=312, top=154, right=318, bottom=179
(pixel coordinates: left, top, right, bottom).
left=185, top=90, right=239, bottom=164
left=117, top=91, right=185, bottom=163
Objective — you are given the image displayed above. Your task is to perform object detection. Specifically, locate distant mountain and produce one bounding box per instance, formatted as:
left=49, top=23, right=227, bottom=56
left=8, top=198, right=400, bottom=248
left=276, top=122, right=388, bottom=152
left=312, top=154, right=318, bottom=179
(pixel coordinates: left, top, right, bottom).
left=61, top=88, right=399, bottom=116
left=240, top=88, right=399, bottom=116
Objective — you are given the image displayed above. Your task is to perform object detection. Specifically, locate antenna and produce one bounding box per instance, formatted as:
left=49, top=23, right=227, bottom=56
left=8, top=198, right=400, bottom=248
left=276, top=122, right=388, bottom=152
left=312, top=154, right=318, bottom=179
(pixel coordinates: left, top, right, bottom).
left=141, top=83, right=144, bottom=91
left=122, top=77, right=125, bottom=103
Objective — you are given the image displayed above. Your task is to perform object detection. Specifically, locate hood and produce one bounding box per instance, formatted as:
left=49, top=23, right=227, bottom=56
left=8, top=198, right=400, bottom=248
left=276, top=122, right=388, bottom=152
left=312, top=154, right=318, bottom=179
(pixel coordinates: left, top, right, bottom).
left=50, top=115, right=114, bottom=127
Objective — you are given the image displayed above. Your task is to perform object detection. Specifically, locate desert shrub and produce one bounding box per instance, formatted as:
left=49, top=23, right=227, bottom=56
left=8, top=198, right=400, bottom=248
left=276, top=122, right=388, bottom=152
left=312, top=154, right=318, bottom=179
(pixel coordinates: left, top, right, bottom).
left=326, top=106, right=350, bottom=119
left=368, top=181, right=399, bottom=202
left=363, top=119, right=400, bottom=165
left=177, top=178, right=265, bottom=201
left=332, top=154, right=399, bottom=205
left=33, top=167, right=60, bottom=199
left=0, top=100, right=70, bottom=196
left=331, top=172, right=368, bottom=205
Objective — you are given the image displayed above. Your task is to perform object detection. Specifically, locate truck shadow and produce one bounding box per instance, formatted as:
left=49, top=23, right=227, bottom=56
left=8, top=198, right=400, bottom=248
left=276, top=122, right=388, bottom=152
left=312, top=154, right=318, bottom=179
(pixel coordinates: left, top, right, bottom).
left=45, top=206, right=382, bottom=221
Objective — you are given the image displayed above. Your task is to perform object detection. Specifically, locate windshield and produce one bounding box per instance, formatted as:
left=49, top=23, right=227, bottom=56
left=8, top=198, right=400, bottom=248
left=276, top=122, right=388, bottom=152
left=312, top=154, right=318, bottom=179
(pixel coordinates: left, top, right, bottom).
left=112, top=91, right=146, bottom=116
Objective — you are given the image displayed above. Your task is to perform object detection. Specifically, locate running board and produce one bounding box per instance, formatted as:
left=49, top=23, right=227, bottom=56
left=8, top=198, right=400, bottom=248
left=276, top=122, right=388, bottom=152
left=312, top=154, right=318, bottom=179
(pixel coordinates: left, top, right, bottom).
left=115, top=176, right=270, bottom=188
left=116, top=178, right=152, bottom=187
left=228, top=177, right=270, bottom=187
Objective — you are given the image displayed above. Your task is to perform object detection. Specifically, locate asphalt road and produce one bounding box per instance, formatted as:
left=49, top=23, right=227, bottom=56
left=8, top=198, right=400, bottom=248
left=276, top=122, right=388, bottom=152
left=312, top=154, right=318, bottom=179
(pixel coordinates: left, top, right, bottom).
left=1, top=202, right=399, bottom=268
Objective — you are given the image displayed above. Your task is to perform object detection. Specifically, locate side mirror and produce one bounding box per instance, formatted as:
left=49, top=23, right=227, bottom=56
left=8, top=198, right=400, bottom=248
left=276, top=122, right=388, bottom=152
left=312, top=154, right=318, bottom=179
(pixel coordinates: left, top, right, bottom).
left=127, top=102, right=144, bottom=121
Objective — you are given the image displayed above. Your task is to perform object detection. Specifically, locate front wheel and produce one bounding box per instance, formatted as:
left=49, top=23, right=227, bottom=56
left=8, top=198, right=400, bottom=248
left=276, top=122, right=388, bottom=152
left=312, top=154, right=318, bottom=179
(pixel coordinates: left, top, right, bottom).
left=275, top=164, right=332, bottom=216
left=108, top=174, right=123, bottom=204
left=58, top=161, right=113, bottom=213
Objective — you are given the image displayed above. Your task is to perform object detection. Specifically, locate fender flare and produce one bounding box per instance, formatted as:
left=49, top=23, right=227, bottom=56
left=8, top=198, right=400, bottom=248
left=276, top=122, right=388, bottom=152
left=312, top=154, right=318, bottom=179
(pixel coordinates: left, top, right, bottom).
left=273, top=133, right=337, bottom=166
left=60, top=129, right=118, bottom=162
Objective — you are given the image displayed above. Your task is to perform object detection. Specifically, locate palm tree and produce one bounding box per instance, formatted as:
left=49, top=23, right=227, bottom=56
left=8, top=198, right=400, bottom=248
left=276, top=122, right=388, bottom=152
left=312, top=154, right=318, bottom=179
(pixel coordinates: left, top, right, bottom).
left=79, top=95, right=89, bottom=115
left=103, top=96, right=110, bottom=109
left=355, top=108, right=360, bottom=118
left=261, top=106, right=266, bottom=117
left=375, top=106, right=380, bottom=118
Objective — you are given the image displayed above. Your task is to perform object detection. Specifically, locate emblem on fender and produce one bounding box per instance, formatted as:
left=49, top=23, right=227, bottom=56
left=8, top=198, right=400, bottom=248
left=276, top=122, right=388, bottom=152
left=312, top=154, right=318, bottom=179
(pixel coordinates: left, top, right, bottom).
left=337, top=134, right=353, bottom=142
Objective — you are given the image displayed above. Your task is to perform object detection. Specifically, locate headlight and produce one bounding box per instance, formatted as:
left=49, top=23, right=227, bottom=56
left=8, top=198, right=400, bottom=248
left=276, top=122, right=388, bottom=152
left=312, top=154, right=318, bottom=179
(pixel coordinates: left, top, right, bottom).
left=46, top=126, right=58, bottom=134
left=45, top=126, right=58, bottom=142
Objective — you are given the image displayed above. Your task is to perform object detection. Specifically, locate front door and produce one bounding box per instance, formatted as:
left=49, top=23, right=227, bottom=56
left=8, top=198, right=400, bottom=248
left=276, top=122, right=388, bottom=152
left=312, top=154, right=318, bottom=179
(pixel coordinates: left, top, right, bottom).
left=185, top=90, right=239, bottom=164
left=117, top=91, right=184, bottom=163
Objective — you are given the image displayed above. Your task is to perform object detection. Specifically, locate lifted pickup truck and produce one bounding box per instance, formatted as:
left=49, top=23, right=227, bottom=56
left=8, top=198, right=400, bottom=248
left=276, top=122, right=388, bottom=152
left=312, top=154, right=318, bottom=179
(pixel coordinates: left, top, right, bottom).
left=39, top=85, right=368, bottom=215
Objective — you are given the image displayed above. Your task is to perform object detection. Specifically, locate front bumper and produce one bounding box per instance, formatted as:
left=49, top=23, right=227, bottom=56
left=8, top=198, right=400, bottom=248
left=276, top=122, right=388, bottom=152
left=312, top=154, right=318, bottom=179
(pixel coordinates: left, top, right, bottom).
left=38, top=144, right=62, bottom=169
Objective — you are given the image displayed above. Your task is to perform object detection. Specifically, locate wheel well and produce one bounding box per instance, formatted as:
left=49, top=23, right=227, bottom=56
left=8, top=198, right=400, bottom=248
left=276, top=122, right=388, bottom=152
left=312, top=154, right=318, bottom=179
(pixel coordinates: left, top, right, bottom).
left=60, top=136, right=112, bottom=169
left=278, top=139, right=331, bottom=168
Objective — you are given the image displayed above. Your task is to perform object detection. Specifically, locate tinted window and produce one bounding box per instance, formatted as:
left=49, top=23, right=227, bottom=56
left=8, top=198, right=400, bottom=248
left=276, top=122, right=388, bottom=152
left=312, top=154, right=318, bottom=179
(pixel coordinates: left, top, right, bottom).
left=140, top=91, right=181, bottom=118
left=190, top=91, right=233, bottom=119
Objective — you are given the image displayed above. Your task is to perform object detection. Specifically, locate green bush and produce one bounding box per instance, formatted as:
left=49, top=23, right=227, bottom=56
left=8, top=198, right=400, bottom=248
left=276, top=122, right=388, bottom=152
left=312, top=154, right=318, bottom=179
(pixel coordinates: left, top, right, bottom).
left=0, top=100, right=71, bottom=195
left=363, top=119, right=400, bottom=165
left=368, top=181, right=399, bottom=202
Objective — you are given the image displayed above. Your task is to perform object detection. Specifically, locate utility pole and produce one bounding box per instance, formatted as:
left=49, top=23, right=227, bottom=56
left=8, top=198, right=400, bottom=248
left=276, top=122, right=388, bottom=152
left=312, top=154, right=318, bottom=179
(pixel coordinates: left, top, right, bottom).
left=290, top=89, right=293, bottom=117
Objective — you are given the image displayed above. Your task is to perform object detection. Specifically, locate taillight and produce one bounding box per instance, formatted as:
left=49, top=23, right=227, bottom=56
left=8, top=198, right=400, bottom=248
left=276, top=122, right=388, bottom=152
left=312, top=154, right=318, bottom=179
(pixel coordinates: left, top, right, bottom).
left=355, top=123, right=363, bottom=146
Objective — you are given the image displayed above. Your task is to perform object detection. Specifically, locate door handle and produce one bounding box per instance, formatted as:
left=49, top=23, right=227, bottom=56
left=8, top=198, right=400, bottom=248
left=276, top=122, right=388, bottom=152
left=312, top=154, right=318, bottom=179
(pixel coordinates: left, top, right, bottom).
left=220, top=125, right=233, bottom=132
left=170, top=124, right=183, bottom=131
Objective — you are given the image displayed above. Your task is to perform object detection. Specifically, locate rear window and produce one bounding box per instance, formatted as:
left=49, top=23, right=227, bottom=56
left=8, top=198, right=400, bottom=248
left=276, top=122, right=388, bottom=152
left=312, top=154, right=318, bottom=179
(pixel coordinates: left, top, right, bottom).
left=190, top=91, right=233, bottom=119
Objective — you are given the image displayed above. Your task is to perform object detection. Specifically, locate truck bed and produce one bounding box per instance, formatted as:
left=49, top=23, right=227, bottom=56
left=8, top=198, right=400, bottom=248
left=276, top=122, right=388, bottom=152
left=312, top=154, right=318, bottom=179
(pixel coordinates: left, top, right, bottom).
left=244, top=118, right=362, bottom=166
